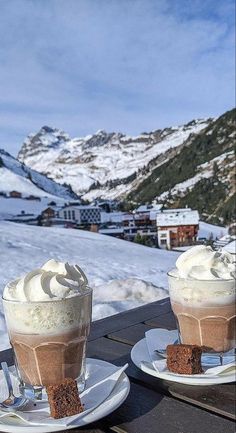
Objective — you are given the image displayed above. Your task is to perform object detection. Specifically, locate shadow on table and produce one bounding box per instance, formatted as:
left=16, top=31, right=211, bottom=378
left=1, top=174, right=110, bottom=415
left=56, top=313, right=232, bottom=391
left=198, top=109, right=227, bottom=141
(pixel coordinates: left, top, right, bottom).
left=102, top=379, right=164, bottom=428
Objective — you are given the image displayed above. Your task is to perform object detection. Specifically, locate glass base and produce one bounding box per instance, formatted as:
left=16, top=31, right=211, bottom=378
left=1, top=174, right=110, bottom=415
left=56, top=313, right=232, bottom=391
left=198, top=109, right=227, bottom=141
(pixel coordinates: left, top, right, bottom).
left=19, top=369, right=86, bottom=400
left=19, top=383, right=43, bottom=400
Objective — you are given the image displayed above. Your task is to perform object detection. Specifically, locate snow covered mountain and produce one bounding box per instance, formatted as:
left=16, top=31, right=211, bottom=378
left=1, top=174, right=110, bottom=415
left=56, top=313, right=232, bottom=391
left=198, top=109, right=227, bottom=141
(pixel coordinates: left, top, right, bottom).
left=17, top=108, right=235, bottom=224
left=18, top=120, right=211, bottom=200
left=0, top=148, right=77, bottom=199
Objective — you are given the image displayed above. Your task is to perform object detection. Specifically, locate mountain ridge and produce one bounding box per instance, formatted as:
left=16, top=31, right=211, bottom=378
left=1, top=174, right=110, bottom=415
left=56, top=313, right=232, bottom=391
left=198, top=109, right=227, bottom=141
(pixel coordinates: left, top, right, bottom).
left=17, top=108, right=235, bottom=224
left=18, top=117, right=211, bottom=199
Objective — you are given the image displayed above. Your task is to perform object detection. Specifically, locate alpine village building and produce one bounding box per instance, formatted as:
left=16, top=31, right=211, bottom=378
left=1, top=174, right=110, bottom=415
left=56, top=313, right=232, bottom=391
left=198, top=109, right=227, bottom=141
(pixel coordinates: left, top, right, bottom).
left=156, top=208, right=199, bottom=249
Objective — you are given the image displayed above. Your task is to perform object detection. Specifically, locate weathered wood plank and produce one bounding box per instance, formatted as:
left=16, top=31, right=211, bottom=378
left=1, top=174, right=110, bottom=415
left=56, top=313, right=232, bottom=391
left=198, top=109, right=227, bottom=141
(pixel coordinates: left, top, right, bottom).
left=87, top=336, right=132, bottom=368
left=102, top=382, right=235, bottom=433
left=144, top=310, right=177, bottom=329
left=107, top=323, right=151, bottom=346
left=89, top=298, right=171, bottom=341
left=0, top=348, right=13, bottom=366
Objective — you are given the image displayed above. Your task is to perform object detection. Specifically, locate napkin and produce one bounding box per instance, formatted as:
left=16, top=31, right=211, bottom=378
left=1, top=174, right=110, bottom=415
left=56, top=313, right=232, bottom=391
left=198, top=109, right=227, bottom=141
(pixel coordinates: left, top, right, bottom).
left=145, top=328, right=236, bottom=376
left=145, top=328, right=178, bottom=373
left=0, top=361, right=128, bottom=426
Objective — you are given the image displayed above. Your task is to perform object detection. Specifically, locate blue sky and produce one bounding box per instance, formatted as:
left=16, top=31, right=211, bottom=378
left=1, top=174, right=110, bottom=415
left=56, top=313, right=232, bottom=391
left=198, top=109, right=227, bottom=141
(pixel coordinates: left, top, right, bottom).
left=0, top=0, right=235, bottom=155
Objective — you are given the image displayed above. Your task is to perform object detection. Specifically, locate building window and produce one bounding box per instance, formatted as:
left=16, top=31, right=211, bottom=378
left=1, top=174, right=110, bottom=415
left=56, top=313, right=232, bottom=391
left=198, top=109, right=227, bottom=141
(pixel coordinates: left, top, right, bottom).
left=68, top=210, right=71, bottom=219
left=64, top=211, right=67, bottom=219
left=72, top=210, right=75, bottom=220
left=160, top=239, right=167, bottom=245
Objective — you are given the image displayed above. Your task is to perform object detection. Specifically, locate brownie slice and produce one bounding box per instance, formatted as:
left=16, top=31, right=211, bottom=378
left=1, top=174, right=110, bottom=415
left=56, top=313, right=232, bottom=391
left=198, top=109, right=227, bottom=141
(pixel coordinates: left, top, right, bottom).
left=166, top=344, right=203, bottom=374
left=46, top=378, right=83, bottom=419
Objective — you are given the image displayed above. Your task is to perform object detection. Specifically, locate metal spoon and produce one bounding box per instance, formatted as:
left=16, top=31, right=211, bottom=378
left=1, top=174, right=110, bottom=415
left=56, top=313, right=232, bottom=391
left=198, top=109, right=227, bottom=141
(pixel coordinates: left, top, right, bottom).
left=0, top=362, right=29, bottom=412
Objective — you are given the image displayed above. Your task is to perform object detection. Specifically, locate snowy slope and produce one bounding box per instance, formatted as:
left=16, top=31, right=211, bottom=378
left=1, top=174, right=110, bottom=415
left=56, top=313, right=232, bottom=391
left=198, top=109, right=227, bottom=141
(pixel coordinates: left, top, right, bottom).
left=18, top=120, right=210, bottom=199
left=0, top=149, right=77, bottom=199
left=198, top=221, right=228, bottom=239
left=0, top=221, right=178, bottom=350
left=0, top=196, right=67, bottom=220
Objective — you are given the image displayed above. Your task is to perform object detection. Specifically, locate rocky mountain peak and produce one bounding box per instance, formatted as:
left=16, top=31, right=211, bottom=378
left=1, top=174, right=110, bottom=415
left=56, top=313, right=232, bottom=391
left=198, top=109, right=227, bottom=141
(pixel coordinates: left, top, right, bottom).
left=82, top=129, right=119, bottom=150
left=41, top=125, right=57, bottom=134
left=18, top=126, right=70, bottom=161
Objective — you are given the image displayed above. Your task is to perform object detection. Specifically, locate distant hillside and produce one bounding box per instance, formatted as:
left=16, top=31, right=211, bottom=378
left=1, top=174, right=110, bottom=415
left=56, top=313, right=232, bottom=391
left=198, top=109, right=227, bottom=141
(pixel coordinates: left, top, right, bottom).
left=0, top=149, right=77, bottom=199
left=128, top=108, right=236, bottom=225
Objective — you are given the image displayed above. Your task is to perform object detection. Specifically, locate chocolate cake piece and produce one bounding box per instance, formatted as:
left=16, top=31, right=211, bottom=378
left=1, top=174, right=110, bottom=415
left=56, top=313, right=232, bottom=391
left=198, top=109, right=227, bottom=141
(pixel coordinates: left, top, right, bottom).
left=46, top=378, right=83, bottom=419
left=166, top=344, right=203, bottom=374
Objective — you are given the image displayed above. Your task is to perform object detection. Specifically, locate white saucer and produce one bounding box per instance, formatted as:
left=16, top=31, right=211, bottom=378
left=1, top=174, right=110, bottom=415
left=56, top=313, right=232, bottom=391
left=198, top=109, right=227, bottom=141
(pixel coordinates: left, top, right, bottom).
left=0, top=359, right=130, bottom=433
left=131, top=338, right=235, bottom=386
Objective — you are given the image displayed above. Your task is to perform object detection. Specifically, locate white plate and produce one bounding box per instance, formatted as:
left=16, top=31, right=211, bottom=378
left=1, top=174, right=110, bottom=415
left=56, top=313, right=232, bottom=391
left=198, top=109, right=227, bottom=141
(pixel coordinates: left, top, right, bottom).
left=0, top=359, right=130, bottom=433
left=131, top=338, right=235, bottom=386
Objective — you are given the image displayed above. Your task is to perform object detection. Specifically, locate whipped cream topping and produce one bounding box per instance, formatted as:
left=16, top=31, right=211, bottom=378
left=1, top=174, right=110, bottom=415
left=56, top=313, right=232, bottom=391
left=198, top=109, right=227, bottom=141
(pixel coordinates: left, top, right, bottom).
left=3, top=259, right=88, bottom=302
left=175, top=245, right=235, bottom=280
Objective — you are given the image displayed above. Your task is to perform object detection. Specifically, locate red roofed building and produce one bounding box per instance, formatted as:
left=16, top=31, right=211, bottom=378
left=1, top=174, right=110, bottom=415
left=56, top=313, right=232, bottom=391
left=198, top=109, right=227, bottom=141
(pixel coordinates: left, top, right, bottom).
left=156, top=208, right=199, bottom=249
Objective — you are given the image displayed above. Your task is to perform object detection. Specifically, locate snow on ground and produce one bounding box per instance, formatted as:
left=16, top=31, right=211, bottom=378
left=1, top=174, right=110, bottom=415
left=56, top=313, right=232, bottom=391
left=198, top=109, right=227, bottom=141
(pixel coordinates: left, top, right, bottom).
left=0, top=149, right=74, bottom=199
left=198, top=221, right=228, bottom=240
left=0, top=221, right=178, bottom=350
left=0, top=167, right=56, bottom=197
left=0, top=196, right=66, bottom=219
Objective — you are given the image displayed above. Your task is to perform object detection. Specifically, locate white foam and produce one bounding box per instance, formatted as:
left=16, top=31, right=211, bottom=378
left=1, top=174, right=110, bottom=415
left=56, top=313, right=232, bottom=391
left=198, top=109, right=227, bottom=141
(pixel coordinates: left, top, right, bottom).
left=3, top=289, right=92, bottom=334
left=168, top=269, right=235, bottom=307
left=3, top=259, right=92, bottom=334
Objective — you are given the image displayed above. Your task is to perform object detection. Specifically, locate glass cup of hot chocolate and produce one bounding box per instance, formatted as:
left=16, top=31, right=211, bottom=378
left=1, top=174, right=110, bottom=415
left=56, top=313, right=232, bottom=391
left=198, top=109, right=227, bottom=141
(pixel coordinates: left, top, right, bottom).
left=2, top=259, right=92, bottom=399
left=168, top=246, right=235, bottom=354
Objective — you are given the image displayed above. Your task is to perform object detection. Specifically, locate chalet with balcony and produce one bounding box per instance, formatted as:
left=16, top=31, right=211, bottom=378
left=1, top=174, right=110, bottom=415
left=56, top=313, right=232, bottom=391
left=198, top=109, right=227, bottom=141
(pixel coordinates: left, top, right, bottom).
left=156, top=208, right=199, bottom=249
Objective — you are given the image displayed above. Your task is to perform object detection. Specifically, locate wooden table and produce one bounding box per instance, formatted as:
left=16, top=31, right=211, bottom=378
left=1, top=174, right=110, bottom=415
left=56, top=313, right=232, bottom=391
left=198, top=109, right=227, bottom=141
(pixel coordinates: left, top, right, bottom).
left=0, top=298, right=235, bottom=433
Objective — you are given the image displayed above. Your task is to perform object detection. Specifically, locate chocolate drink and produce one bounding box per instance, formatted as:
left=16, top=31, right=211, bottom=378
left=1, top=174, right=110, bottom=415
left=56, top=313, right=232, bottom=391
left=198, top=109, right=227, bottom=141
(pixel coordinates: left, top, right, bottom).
left=3, top=259, right=92, bottom=390
left=171, top=301, right=235, bottom=352
left=10, top=325, right=89, bottom=386
left=168, top=246, right=236, bottom=354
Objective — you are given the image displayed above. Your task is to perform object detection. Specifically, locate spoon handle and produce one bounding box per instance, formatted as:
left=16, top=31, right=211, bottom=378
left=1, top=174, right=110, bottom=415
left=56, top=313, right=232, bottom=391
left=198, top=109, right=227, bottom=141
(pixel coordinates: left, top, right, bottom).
left=1, top=362, right=14, bottom=396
